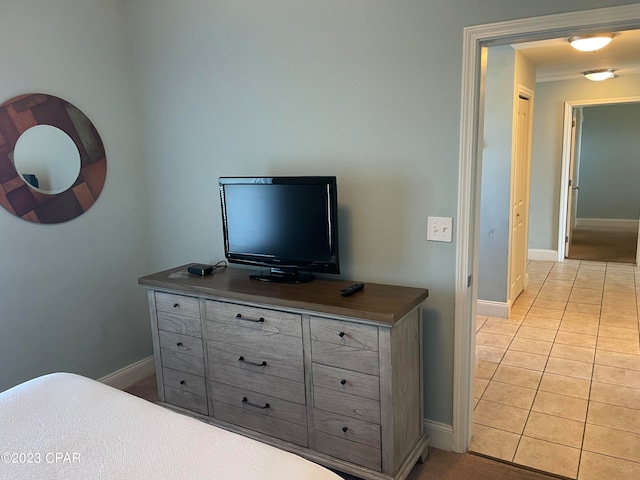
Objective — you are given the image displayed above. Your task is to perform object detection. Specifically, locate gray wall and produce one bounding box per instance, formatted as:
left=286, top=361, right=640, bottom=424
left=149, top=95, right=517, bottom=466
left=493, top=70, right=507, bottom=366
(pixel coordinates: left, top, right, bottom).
left=577, top=103, right=640, bottom=220
left=0, top=0, right=151, bottom=392
left=478, top=47, right=536, bottom=303
left=125, top=0, right=634, bottom=426
left=529, top=73, right=640, bottom=251
left=478, top=47, right=515, bottom=303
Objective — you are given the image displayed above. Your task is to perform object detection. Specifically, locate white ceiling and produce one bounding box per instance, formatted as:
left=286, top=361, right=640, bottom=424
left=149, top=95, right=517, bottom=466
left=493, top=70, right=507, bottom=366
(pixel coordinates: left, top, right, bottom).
left=512, top=29, right=640, bottom=82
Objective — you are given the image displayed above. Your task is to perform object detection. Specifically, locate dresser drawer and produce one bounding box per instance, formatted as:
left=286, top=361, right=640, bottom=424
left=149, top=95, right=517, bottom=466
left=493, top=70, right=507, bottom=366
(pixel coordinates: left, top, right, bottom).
left=312, top=364, right=379, bottom=401
left=213, top=400, right=308, bottom=447
left=311, top=341, right=379, bottom=376
left=310, top=317, right=378, bottom=350
left=208, top=340, right=304, bottom=383
left=314, top=386, right=380, bottom=424
left=161, top=349, right=205, bottom=376
left=210, top=362, right=306, bottom=405
left=159, top=330, right=204, bottom=358
left=155, top=292, right=200, bottom=318
left=207, top=321, right=303, bottom=361
left=157, top=311, right=202, bottom=338
left=314, top=409, right=381, bottom=449
left=162, top=367, right=206, bottom=396
left=164, top=386, right=208, bottom=415
left=211, top=381, right=308, bottom=426
left=310, top=317, right=379, bottom=375
left=206, top=300, right=302, bottom=338
left=315, top=431, right=381, bottom=471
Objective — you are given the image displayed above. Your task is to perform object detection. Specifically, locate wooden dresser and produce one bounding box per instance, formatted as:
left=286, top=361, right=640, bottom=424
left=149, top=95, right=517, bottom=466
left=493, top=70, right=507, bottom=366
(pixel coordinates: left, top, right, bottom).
left=139, top=265, right=429, bottom=480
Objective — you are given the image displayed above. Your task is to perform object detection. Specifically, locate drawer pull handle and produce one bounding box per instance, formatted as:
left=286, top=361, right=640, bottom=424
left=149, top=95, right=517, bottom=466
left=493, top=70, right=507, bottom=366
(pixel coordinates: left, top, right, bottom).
left=176, top=342, right=183, bottom=347
left=179, top=380, right=185, bottom=385
left=340, top=379, right=347, bottom=385
left=236, top=313, right=265, bottom=323
left=342, top=426, right=348, bottom=433
left=173, top=303, right=179, bottom=308
left=338, top=331, right=345, bottom=337
left=242, top=397, right=270, bottom=409
left=238, top=356, right=267, bottom=367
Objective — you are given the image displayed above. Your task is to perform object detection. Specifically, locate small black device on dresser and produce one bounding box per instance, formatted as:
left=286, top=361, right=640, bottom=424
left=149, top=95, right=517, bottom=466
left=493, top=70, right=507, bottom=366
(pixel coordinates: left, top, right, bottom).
left=340, top=283, right=365, bottom=297
left=187, top=264, right=214, bottom=276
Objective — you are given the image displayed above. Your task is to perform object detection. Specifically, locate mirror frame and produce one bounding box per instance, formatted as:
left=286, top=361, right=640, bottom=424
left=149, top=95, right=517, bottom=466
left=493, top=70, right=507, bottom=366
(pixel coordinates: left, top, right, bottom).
left=0, top=93, right=106, bottom=223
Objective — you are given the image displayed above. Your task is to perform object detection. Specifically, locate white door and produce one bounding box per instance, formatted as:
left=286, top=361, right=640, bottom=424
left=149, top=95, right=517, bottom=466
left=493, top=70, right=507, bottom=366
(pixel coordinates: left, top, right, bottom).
left=509, top=94, right=531, bottom=303
left=565, top=108, right=581, bottom=257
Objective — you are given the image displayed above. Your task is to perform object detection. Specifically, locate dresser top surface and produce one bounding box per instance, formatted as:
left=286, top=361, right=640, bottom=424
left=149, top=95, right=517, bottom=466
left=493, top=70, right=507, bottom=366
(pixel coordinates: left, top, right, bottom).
left=139, top=265, right=429, bottom=325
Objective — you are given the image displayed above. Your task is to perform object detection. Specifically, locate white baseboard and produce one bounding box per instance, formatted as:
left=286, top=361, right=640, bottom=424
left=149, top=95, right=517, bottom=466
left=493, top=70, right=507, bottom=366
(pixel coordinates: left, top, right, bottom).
left=98, top=355, right=155, bottom=390
left=528, top=249, right=558, bottom=261
left=476, top=300, right=509, bottom=318
left=576, top=218, right=639, bottom=229
left=424, top=419, right=453, bottom=451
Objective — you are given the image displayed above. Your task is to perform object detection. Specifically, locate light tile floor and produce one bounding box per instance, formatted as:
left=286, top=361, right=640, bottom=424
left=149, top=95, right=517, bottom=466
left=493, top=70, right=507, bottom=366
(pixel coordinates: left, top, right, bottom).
left=470, top=260, right=640, bottom=479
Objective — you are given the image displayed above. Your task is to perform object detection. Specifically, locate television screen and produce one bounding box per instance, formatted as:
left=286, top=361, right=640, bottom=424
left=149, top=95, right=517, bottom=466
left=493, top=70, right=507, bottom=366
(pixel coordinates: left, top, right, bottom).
left=219, top=176, right=339, bottom=283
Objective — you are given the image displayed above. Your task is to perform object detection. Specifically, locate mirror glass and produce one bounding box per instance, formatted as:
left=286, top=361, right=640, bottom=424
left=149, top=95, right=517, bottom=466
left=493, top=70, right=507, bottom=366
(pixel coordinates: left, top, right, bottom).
left=13, top=125, right=81, bottom=194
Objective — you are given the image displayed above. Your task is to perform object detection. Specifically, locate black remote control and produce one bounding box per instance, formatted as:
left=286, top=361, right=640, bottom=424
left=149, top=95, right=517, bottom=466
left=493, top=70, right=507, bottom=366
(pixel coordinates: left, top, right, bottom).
left=340, top=283, right=365, bottom=297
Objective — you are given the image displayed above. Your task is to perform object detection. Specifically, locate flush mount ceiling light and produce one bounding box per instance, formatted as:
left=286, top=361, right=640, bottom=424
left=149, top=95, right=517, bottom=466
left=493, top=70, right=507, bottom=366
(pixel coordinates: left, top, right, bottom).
left=583, top=68, right=616, bottom=81
left=568, top=33, right=615, bottom=52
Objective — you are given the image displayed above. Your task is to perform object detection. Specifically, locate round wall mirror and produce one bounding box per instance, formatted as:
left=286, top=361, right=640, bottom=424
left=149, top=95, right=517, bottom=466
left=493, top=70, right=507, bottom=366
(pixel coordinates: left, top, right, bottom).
left=0, top=93, right=106, bottom=224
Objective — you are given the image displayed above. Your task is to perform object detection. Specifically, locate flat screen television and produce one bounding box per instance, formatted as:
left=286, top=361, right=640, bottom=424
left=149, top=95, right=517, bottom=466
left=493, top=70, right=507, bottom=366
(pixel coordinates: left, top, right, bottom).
left=219, top=176, right=340, bottom=283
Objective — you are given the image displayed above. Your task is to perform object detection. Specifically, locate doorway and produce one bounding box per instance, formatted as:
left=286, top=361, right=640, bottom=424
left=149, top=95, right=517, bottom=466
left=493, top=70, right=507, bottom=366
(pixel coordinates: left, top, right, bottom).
left=472, top=91, right=640, bottom=476
left=453, top=2, right=640, bottom=457
left=560, top=100, right=640, bottom=265
left=568, top=225, right=638, bottom=263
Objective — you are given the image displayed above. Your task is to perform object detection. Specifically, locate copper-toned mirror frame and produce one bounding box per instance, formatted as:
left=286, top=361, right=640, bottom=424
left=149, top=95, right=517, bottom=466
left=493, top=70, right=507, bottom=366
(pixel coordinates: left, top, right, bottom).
left=0, top=93, right=106, bottom=224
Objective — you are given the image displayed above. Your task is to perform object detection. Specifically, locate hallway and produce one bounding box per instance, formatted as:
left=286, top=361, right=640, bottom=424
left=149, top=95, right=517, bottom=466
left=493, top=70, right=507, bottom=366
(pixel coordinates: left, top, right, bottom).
left=471, top=260, right=640, bottom=479
left=568, top=225, right=638, bottom=264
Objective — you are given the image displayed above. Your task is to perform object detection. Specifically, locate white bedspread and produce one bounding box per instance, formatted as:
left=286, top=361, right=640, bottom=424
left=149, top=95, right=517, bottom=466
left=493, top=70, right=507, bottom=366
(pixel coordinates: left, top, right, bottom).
left=0, top=372, right=342, bottom=480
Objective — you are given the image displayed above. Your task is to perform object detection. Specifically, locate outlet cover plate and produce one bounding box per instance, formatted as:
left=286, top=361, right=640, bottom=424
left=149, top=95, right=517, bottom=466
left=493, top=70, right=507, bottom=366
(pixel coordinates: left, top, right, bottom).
left=427, top=216, right=453, bottom=242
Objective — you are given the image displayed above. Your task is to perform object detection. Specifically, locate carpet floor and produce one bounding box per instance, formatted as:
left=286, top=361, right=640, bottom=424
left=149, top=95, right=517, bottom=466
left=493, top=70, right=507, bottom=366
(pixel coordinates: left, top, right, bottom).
left=339, top=449, right=561, bottom=480
left=403, top=449, right=561, bottom=480
left=567, top=225, right=637, bottom=264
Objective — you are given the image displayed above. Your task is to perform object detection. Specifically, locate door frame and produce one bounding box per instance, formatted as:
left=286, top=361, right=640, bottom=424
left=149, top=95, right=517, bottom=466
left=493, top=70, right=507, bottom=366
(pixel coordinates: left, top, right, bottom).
left=453, top=3, right=640, bottom=453
left=557, top=96, right=640, bottom=261
left=564, top=107, right=581, bottom=258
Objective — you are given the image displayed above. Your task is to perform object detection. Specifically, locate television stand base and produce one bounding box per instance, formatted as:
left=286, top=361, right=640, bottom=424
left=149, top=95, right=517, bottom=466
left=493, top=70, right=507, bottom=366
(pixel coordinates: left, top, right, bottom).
left=250, top=269, right=315, bottom=284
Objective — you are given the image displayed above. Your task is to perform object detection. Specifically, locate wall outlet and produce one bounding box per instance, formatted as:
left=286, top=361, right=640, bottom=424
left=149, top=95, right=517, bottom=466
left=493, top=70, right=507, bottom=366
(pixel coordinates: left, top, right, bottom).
left=427, top=216, right=453, bottom=242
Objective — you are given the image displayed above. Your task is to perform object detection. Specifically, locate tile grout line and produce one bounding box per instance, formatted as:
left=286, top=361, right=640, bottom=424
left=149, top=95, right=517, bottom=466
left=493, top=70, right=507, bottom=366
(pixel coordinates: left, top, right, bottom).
left=577, top=261, right=640, bottom=478
left=574, top=260, right=605, bottom=480
left=510, top=260, right=556, bottom=464
left=473, top=262, right=546, bottom=461
left=556, top=260, right=582, bottom=480
left=488, top=261, right=590, bottom=477
left=580, top=277, right=640, bottom=476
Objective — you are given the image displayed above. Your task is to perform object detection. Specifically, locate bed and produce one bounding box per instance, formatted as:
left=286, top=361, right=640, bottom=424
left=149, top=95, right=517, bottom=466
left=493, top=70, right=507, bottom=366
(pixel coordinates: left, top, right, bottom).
left=0, top=372, right=343, bottom=480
